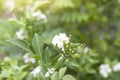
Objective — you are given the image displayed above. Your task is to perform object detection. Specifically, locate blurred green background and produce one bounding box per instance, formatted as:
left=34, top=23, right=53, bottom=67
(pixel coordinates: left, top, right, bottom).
left=0, top=0, right=120, bottom=80
left=0, top=0, right=120, bottom=59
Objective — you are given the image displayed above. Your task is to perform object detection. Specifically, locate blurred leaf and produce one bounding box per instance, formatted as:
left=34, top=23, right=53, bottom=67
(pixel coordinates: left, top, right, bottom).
left=42, top=47, right=49, bottom=64
left=10, top=59, right=19, bottom=70
left=18, top=72, right=27, bottom=80
left=59, top=67, right=67, bottom=79
left=7, top=39, right=31, bottom=53
left=51, top=71, right=59, bottom=80
left=41, top=28, right=62, bottom=44
left=0, top=46, right=20, bottom=54
left=84, top=64, right=96, bottom=74
left=0, top=19, right=13, bottom=38
left=54, top=0, right=74, bottom=9
left=32, top=33, right=43, bottom=55
left=0, top=19, right=12, bottom=32
left=115, top=31, right=120, bottom=46
left=32, top=55, right=41, bottom=60
left=19, top=65, right=28, bottom=72
left=0, top=68, right=10, bottom=78
left=62, top=75, right=76, bottom=80
left=33, top=1, right=50, bottom=10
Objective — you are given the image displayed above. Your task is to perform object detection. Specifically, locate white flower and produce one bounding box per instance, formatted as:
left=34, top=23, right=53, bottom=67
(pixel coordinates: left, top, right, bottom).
left=45, top=72, right=50, bottom=77
left=52, top=33, right=69, bottom=51
left=84, top=47, right=89, bottom=53
left=113, top=63, right=120, bottom=72
left=48, top=68, right=55, bottom=74
left=31, top=66, right=41, bottom=77
left=45, top=68, right=55, bottom=77
left=32, top=11, right=47, bottom=22
left=16, top=29, right=24, bottom=39
left=30, top=58, right=36, bottom=63
left=23, top=53, right=35, bottom=63
left=99, top=64, right=112, bottom=78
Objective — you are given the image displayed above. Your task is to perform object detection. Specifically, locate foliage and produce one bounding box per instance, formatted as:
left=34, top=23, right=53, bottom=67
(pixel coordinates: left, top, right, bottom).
left=0, top=0, right=120, bottom=80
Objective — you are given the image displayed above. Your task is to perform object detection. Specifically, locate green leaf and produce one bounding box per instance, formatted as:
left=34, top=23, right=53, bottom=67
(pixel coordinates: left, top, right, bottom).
left=41, top=28, right=62, bottom=44
left=19, top=65, right=28, bottom=72
left=84, top=64, right=96, bottom=74
left=32, top=33, right=43, bottom=55
left=33, top=1, right=50, bottom=10
left=0, top=19, right=13, bottom=34
left=7, top=39, right=31, bottom=53
left=32, top=55, right=41, bottom=60
left=51, top=71, right=59, bottom=80
left=18, top=72, right=27, bottom=80
left=42, top=47, right=49, bottom=64
left=59, top=67, right=67, bottom=79
left=10, top=59, right=19, bottom=70
left=62, top=75, right=76, bottom=80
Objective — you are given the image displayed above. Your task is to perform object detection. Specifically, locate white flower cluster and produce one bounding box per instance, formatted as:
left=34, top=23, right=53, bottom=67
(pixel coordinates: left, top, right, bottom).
left=113, top=62, right=120, bottom=72
left=99, top=64, right=112, bottom=78
left=32, top=11, right=47, bottom=22
left=16, top=29, right=24, bottom=39
left=45, top=68, right=55, bottom=77
left=23, top=53, right=35, bottom=63
left=100, top=62, right=120, bottom=78
left=31, top=66, right=41, bottom=77
left=52, top=33, right=69, bottom=51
